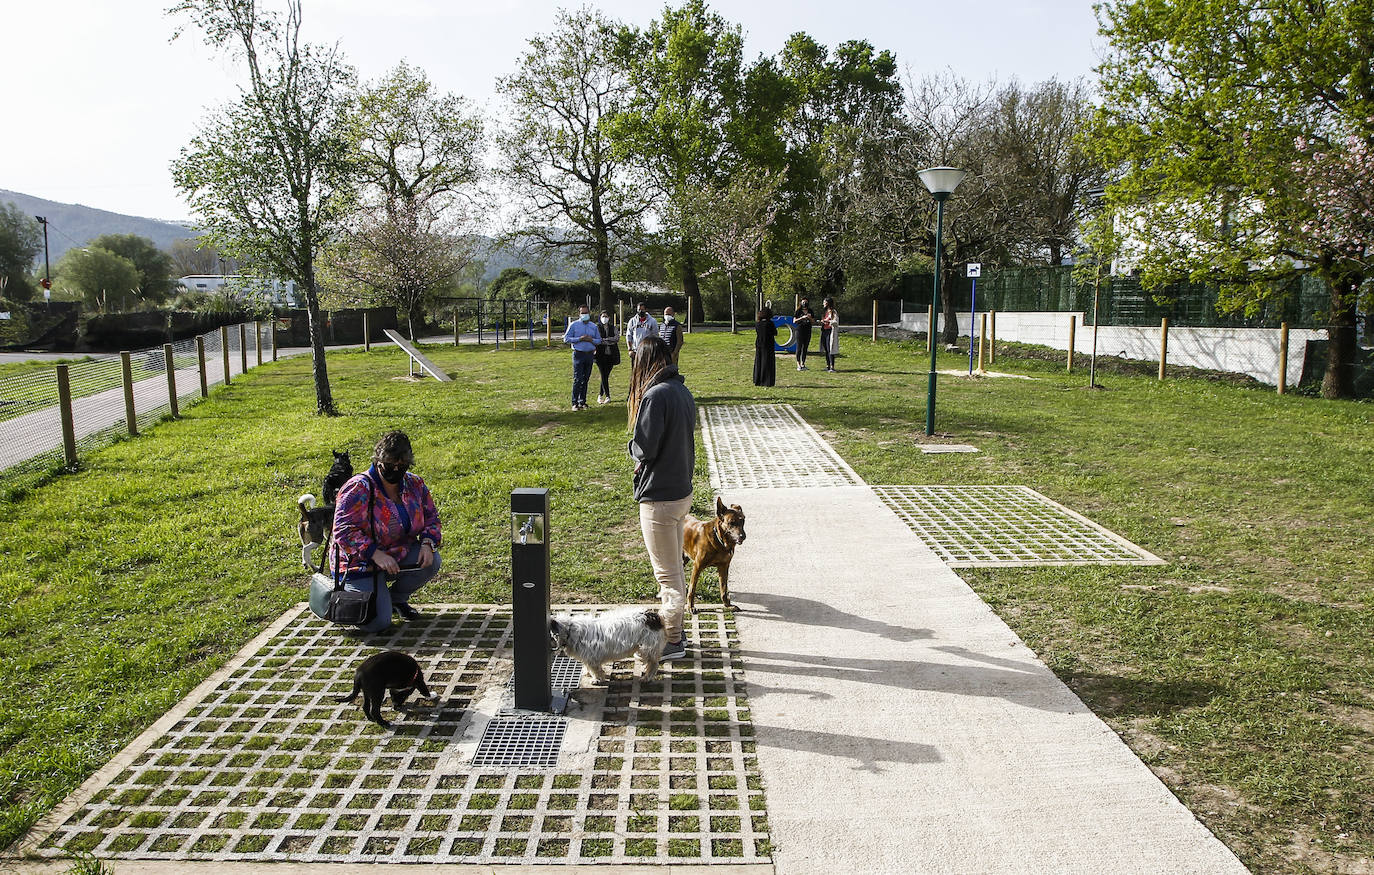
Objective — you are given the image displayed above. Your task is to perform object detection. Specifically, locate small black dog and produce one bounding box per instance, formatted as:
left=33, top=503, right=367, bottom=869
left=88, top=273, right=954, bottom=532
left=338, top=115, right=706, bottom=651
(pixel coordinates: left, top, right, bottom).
left=335, top=650, right=436, bottom=728
left=322, top=450, right=353, bottom=505
left=297, top=451, right=353, bottom=568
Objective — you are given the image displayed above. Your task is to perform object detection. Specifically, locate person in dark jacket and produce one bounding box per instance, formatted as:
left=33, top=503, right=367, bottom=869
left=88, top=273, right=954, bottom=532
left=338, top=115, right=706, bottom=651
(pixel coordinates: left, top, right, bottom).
left=793, top=298, right=815, bottom=370
left=659, top=306, right=684, bottom=364
left=753, top=306, right=777, bottom=387
left=627, top=335, right=696, bottom=661
left=594, top=309, right=621, bottom=404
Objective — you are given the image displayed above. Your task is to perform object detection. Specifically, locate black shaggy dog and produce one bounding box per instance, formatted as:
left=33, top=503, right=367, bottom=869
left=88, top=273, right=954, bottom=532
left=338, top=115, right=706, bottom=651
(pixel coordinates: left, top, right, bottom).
left=322, top=450, right=353, bottom=505
left=336, top=650, right=436, bottom=728
left=297, top=451, right=352, bottom=568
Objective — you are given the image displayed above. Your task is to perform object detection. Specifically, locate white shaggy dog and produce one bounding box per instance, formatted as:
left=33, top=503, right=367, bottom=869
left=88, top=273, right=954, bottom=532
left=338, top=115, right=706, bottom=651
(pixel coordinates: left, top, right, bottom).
left=549, top=607, right=667, bottom=683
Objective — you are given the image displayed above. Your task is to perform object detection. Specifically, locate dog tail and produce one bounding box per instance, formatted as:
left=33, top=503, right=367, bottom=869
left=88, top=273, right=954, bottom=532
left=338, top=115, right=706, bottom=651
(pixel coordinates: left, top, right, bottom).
left=642, top=609, right=664, bottom=631
left=299, top=494, right=317, bottom=520
left=334, top=674, right=361, bottom=704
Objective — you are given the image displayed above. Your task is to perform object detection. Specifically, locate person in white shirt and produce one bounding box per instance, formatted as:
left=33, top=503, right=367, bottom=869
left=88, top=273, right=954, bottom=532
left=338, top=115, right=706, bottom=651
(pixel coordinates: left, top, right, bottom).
left=624, top=303, right=659, bottom=368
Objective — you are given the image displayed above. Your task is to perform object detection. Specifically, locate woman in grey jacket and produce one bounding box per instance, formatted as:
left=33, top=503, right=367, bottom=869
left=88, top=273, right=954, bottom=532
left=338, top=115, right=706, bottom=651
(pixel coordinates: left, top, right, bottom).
left=627, top=335, right=697, bottom=661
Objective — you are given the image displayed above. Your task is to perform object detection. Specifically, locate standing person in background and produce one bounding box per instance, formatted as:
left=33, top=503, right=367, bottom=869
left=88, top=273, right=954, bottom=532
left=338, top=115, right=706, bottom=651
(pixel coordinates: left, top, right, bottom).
left=820, top=296, right=839, bottom=372
left=561, top=304, right=600, bottom=410
left=793, top=297, right=815, bottom=370
left=625, top=303, right=658, bottom=371
left=594, top=309, right=621, bottom=404
left=753, top=306, right=777, bottom=387
left=627, top=335, right=696, bottom=662
left=659, top=306, right=684, bottom=364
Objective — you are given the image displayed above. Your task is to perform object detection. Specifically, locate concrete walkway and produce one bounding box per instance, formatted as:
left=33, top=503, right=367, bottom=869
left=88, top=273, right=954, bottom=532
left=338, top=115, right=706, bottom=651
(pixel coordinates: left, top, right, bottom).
left=711, top=430, right=1247, bottom=872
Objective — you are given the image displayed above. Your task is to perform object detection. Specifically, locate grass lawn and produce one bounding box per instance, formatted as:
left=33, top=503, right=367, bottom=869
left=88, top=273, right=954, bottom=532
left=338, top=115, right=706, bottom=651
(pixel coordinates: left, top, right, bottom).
left=1, top=330, right=1371, bottom=873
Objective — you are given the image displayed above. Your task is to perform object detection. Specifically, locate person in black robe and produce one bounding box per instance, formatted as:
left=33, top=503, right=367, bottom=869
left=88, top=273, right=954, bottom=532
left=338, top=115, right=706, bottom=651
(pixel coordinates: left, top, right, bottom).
left=753, top=307, right=777, bottom=387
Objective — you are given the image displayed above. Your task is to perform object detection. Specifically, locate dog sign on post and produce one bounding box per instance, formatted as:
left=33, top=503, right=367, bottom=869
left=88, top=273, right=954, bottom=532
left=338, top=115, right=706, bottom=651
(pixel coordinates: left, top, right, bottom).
left=511, top=488, right=555, bottom=712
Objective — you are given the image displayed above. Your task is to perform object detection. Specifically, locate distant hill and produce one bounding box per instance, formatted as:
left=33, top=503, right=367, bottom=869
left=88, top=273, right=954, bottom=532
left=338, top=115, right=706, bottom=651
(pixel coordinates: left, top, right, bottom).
left=0, top=188, right=600, bottom=285
left=0, top=190, right=198, bottom=263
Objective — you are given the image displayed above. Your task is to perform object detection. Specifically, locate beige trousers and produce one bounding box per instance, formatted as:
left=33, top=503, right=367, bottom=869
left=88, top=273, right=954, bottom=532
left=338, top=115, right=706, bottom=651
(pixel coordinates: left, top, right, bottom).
left=639, top=495, right=693, bottom=643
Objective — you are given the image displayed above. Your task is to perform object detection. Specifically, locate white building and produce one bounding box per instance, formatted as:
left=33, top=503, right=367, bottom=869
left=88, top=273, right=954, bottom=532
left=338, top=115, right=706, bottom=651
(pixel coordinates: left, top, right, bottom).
left=178, top=275, right=299, bottom=306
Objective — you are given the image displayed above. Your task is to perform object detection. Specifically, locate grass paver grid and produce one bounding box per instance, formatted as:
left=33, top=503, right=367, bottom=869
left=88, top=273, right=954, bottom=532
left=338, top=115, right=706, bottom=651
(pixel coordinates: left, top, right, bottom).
left=873, top=484, right=1164, bottom=566
left=702, top=403, right=863, bottom=489
left=31, top=605, right=768, bottom=864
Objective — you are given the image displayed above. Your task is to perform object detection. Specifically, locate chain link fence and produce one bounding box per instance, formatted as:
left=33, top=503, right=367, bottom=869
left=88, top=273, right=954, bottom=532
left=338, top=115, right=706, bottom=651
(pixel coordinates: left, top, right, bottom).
left=0, top=323, right=266, bottom=493
left=880, top=266, right=1336, bottom=329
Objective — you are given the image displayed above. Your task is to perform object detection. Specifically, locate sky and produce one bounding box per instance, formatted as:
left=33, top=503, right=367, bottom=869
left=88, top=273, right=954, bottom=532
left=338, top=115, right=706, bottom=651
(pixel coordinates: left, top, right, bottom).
left=3, top=0, right=1105, bottom=223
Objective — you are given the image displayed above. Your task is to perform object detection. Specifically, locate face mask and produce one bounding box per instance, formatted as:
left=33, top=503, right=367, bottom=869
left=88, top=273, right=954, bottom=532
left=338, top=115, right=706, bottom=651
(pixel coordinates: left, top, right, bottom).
left=665, top=315, right=675, bottom=322
left=600, top=316, right=609, bottom=324
left=638, top=312, right=647, bottom=321
left=378, top=463, right=407, bottom=484
left=579, top=313, right=590, bottom=322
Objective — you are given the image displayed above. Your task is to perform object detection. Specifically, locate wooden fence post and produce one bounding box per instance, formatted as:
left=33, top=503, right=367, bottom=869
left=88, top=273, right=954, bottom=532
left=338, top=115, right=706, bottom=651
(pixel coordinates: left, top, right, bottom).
left=1159, top=317, right=1169, bottom=380
left=1067, top=315, right=1076, bottom=372
left=1278, top=322, right=1290, bottom=394
left=547, top=307, right=552, bottom=347
left=927, top=304, right=935, bottom=353
left=196, top=336, right=208, bottom=397
left=454, top=306, right=460, bottom=346
left=238, top=323, right=248, bottom=374
left=56, top=364, right=78, bottom=468
left=270, top=320, right=278, bottom=361
left=978, top=313, right=988, bottom=371
left=872, top=300, right=878, bottom=341
left=989, top=310, right=997, bottom=364
left=252, top=322, right=260, bottom=365
left=364, top=312, right=371, bottom=352
left=221, top=326, right=231, bottom=385
left=164, top=343, right=179, bottom=418
left=121, top=351, right=137, bottom=437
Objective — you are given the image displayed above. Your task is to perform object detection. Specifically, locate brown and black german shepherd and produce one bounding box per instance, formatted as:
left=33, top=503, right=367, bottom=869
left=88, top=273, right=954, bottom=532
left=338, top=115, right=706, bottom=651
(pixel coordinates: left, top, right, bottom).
left=682, top=497, right=748, bottom=613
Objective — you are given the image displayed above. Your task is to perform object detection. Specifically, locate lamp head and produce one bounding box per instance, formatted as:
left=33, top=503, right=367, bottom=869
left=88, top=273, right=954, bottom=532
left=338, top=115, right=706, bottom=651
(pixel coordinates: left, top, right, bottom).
left=918, top=166, right=967, bottom=200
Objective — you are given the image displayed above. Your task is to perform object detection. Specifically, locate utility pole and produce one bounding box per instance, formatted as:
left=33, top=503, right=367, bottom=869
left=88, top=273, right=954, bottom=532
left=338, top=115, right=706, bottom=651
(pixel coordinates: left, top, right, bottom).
left=34, top=216, right=51, bottom=295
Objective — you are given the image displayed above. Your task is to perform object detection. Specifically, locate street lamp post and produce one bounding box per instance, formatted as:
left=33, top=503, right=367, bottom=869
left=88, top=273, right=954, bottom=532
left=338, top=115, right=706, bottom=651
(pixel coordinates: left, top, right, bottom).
left=917, top=167, right=967, bottom=436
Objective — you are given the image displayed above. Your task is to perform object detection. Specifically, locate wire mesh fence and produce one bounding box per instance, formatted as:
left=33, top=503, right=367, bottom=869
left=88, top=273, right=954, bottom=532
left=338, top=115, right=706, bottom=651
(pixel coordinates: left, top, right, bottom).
left=0, top=323, right=265, bottom=492
left=877, top=265, right=1335, bottom=329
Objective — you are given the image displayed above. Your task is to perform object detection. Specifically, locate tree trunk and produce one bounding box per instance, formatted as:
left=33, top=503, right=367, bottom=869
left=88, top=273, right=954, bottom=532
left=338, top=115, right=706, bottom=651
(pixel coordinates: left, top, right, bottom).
left=941, top=261, right=959, bottom=345
left=591, top=194, right=615, bottom=314
left=1321, top=273, right=1360, bottom=399
left=680, top=236, right=702, bottom=324
left=1048, top=239, right=1063, bottom=266
left=302, top=267, right=336, bottom=414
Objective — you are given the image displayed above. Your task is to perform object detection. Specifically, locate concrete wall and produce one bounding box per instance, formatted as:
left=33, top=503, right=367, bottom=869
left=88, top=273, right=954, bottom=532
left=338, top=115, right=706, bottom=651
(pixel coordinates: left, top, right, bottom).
left=897, top=311, right=1325, bottom=387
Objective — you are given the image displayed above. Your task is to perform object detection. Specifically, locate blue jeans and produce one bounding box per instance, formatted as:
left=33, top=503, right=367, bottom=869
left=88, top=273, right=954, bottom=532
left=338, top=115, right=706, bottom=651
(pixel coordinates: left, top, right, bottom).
left=571, top=350, right=594, bottom=406
left=343, top=543, right=441, bottom=633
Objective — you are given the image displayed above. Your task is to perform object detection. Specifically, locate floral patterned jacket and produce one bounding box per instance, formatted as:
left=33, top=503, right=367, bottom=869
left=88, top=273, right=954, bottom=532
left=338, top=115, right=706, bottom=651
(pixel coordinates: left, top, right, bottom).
left=329, top=467, right=442, bottom=576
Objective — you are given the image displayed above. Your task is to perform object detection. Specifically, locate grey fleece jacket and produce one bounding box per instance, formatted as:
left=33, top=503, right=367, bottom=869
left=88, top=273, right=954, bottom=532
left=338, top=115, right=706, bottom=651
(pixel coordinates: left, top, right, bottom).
left=628, top=367, right=696, bottom=502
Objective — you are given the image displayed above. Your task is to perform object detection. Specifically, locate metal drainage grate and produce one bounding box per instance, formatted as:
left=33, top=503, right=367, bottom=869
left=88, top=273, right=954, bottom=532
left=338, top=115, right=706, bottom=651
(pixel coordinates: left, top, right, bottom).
left=874, top=484, right=1165, bottom=567
left=471, top=711, right=568, bottom=768
left=506, top=652, right=584, bottom=693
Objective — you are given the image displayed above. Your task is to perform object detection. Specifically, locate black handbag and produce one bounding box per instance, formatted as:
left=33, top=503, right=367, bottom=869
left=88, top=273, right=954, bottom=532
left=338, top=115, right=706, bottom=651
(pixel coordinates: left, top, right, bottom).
left=307, top=481, right=379, bottom=626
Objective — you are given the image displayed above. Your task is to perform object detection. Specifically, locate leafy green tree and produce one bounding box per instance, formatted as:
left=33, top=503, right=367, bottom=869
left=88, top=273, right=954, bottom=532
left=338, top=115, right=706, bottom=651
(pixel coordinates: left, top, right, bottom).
left=1090, top=0, right=1374, bottom=398
left=497, top=7, right=651, bottom=314
left=0, top=202, right=42, bottom=302
left=87, top=233, right=178, bottom=303
left=610, top=0, right=746, bottom=323
left=768, top=34, right=902, bottom=305
left=170, top=0, right=355, bottom=415
left=53, top=247, right=141, bottom=311
left=350, top=61, right=484, bottom=211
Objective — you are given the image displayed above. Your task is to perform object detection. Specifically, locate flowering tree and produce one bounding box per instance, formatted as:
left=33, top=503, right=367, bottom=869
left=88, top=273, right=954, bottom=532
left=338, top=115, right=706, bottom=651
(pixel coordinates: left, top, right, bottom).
left=684, top=167, right=783, bottom=332
left=1293, top=128, right=1374, bottom=269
